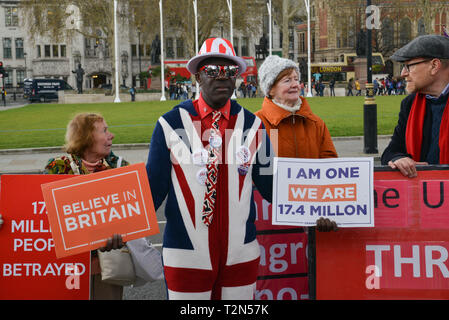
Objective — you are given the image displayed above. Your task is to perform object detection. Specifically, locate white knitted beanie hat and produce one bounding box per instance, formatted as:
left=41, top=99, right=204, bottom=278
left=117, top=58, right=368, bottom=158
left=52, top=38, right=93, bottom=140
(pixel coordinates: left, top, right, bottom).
left=258, top=55, right=300, bottom=97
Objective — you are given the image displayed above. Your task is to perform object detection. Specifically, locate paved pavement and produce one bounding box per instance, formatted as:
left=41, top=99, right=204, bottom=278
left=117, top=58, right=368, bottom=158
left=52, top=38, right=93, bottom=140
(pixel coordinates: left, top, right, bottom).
left=0, top=99, right=31, bottom=111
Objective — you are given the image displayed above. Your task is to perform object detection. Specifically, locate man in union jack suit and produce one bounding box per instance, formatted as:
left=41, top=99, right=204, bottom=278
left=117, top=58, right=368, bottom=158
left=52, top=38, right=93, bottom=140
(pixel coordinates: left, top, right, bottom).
left=146, top=38, right=273, bottom=299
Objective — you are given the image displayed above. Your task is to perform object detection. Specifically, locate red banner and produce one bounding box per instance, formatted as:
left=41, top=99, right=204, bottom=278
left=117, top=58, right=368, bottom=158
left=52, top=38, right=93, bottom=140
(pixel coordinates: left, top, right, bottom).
left=254, top=189, right=309, bottom=300
left=0, top=175, right=90, bottom=300
left=316, top=169, right=449, bottom=299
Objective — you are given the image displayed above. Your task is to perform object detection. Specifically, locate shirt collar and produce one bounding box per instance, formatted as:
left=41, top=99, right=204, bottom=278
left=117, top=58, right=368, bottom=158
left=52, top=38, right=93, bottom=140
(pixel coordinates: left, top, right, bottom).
left=197, top=93, right=231, bottom=120
left=426, top=82, right=449, bottom=100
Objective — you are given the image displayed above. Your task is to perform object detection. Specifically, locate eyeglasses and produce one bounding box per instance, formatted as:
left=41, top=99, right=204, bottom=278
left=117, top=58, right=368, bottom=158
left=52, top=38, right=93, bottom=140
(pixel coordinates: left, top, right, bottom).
left=401, top=59, right=431, bottom=72
left=199, top=65, right=240, bottom=79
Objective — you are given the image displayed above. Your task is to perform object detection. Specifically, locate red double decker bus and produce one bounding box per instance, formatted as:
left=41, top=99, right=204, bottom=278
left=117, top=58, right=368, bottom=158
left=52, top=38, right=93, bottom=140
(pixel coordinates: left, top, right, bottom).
left=240, top=56, right=257, bottom=84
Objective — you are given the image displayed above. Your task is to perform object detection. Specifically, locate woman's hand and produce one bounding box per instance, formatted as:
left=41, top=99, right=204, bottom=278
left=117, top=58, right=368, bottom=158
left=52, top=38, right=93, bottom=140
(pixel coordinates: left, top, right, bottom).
left=316, top=217, right=338, bottom=232
left=98, top=234, right=124, bottom=252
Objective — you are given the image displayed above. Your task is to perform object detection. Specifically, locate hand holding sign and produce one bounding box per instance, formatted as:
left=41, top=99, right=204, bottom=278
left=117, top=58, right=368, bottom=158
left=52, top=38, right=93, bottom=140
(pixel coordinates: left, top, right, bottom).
left=99, top=234, right=124, bottom=252
left=316, top=217, right=338, bottom=232
left=388, top=158, right=428, bottom=178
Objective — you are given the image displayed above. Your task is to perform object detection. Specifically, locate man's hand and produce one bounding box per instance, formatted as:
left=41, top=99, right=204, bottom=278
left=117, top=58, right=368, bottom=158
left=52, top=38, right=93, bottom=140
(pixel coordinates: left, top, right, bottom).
left=98, top=234, right=124, bottom=252
left=316, top=217, right=338, bottom=232
left=388, top=158, right=428, bottom=178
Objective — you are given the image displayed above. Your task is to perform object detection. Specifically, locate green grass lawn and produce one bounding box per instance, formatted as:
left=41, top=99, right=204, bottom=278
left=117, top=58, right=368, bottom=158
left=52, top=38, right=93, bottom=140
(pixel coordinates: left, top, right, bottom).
left=0, top=95, right=404, bottom=150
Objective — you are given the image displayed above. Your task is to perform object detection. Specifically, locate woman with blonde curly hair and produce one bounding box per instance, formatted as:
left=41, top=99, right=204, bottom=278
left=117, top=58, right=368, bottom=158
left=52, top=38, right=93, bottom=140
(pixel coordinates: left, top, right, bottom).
left=44, top=112, right=129, bottom=299
left=45, top=113, right=128, bottom=174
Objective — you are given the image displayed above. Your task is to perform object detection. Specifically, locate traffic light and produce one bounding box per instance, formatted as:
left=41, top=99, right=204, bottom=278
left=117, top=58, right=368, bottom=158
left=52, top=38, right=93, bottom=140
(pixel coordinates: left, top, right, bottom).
left=0, top=61, right=8, bottom=78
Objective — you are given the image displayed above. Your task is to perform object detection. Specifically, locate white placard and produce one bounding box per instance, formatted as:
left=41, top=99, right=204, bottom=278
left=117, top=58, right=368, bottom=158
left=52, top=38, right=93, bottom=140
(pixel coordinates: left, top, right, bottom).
left=272, top=157, right=374, bottom=228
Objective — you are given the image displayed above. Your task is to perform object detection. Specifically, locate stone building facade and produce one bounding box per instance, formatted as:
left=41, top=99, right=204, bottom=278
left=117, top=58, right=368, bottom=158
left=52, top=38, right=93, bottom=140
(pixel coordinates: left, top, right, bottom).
left=0, top=0, right=288, bottom=90
left=296, top=0, right=448, bottom=77
left=3, top=1, right=446, bottom=89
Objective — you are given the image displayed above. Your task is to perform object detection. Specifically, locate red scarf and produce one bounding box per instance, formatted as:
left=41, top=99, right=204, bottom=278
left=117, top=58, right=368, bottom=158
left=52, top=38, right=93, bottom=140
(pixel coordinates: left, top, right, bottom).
left=405, top=93, right=449, bottom=163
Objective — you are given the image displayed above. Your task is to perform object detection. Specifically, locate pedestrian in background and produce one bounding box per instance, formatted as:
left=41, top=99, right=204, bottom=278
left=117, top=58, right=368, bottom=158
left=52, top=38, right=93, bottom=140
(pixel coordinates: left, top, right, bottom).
left=378, top=78, right=384, bottom=95
left=319, top=80, right=325, bottom=96
left=251, top=82, right=257, bottom=97
left=355, top=78, right=361, bottom=96
left=347, top=78, right=354, bottom=96
left=246, top=82, right=253, bottom=97
left=191, top=83, right=197, bottom=99
left=387, top=78, right=394, bottom=95
left=129, top=86, right=136, bottom=102
left=373, top=78, right=379, bottom=95
left=329, top=78, right=335, bottom=96
left=300, top=80, right=305, bottom=96
left=239, top=81, right=247, bottom=98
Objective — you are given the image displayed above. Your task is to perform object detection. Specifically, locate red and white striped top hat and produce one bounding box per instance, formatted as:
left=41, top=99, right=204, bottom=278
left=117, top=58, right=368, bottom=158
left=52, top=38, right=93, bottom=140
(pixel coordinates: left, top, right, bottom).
left=186, top=37, right=247, bottom=75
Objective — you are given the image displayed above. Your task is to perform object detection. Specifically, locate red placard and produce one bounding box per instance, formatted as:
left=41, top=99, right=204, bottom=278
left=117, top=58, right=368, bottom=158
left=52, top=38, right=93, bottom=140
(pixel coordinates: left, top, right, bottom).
left=257, top=232, right=308, bottom=277
left=0, top=175, right=90, bottom=300
left=256, top=275, right=309, bottom=300
left=41, top=163, right=159, bottom=258
left=316, top=169, right=449, bottom=299
left=254, top=189, right=310, bottom=300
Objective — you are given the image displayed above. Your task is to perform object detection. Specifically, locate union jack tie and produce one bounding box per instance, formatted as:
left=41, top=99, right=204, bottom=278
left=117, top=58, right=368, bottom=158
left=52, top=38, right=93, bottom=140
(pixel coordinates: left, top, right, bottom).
left=202, top=111, right=221, bottom=226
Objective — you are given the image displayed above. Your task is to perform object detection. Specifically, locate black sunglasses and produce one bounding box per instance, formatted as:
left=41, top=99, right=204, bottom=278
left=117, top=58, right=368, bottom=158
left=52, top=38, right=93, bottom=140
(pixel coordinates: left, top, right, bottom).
left=199, top=65, right=240, bottom=79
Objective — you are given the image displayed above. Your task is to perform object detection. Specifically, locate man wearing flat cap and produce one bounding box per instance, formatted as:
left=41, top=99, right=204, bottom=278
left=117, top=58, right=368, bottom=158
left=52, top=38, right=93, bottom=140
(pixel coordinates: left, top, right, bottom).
left=381, top=35, right=449, bottom=177
left=146, top=38, right=273, bottom=299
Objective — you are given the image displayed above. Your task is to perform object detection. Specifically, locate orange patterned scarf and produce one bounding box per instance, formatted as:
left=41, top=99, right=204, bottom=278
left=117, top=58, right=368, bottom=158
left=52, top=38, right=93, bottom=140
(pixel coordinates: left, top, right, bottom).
left=81, top=159, right=107, bottom=173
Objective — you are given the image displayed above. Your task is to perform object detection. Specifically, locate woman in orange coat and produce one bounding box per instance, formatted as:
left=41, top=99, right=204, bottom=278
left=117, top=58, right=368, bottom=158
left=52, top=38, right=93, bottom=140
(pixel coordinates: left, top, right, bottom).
left=256, top=55, right=338, bottom=231
left=256, top=55, right=337, bottom=159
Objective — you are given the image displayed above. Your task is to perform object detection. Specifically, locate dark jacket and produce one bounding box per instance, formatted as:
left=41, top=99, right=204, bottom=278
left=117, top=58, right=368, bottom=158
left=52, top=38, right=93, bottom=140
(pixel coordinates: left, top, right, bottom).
left=381, top=93, right=434, bottom=164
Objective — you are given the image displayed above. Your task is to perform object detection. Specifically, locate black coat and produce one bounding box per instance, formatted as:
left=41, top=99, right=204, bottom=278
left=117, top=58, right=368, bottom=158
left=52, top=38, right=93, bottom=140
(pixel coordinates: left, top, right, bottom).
left=381, top=93, right=434, bottom=164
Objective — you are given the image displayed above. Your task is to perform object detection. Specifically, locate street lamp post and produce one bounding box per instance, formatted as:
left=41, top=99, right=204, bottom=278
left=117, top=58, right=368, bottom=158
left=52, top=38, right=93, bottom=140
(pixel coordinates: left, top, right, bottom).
left=193, top=0, right=199, bottom=99
left=304, top=0, right=313, bottom=97
left=159, top=0, right=166, bottom=101
left=113, top=0, right=121, bottom=103
left=267, top=0, right=272, bottom=56
left=24, top=52, right=27, bottom=79
left=138, top=30, right=142, bottom=75
left=226, top=0, right=237, bottom=99
left=226, top=0, right=233, bottom=44
left=363, top=0, right=378, bottom=153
